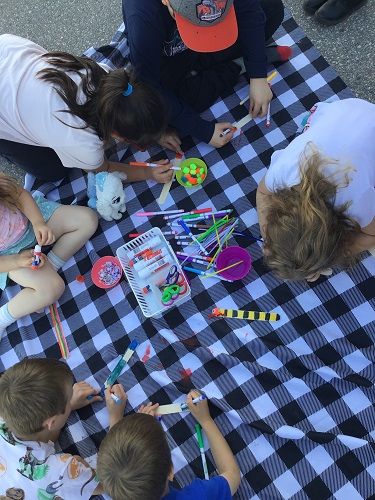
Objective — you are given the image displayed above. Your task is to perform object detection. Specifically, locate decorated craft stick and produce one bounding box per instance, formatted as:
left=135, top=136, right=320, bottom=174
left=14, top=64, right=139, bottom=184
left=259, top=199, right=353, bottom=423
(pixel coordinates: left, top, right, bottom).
left=49, top=303, right=69, bottom=359
left=196, top=424, right=209, bottom=480
left=98, top=339, right=139, bottom=398
left=158, top=154, right=183, bottom=205
left=210, top=307, right=280, bottom=322
left=156, top=396, right=207, bottom=415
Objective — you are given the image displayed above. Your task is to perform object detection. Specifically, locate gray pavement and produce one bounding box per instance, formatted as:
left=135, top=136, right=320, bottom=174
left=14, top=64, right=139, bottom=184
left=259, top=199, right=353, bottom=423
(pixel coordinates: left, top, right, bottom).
left=0, top=0, right=374, bottom=185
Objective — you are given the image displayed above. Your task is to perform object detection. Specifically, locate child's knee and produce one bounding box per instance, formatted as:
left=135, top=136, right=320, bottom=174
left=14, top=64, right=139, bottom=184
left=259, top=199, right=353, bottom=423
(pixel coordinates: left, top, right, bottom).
left=41, top=274, right=65, bottom=304
left=82, top=207, right=99, bottom=236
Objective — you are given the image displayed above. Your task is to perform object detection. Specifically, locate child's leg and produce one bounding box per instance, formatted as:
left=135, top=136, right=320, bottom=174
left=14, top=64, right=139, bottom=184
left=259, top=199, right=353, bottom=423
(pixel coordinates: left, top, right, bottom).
left=45, top=205, right=98, bottom=265
left=2, top=261, right=65, bottom=337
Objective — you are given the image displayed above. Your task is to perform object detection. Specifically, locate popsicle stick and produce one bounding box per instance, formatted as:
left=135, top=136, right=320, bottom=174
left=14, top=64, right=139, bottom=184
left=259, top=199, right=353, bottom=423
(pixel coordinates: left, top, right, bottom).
left=158, top=155, right=183, bottom=205
left=156, top=403, right=188, bottom=415
left=233, top=114, right=253, bottom=131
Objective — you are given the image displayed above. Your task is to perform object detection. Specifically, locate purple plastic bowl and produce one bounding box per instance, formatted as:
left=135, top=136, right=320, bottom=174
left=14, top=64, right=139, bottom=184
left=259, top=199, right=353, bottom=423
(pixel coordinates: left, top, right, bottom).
left=216, top=246, right=252, bottom=280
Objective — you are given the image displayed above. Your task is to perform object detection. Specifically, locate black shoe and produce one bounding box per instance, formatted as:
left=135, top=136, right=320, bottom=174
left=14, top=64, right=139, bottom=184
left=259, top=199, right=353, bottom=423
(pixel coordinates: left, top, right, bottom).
left=314, top=0, right=367, bottom=25
left=303, top=0, right=327, bottom=15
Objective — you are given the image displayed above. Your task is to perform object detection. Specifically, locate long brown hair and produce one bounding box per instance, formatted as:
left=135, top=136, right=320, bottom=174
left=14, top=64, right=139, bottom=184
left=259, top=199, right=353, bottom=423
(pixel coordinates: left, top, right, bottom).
left=263, top=145, right=361, bottom=280
left=37, top=52, right=167, bottom=148
left=0, top=173, right=22, bottom=212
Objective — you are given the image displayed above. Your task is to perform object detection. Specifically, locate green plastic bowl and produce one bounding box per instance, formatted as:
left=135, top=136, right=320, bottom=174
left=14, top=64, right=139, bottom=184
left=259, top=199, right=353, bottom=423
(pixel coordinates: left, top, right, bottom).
left=176, top=158, right=208, bottom=188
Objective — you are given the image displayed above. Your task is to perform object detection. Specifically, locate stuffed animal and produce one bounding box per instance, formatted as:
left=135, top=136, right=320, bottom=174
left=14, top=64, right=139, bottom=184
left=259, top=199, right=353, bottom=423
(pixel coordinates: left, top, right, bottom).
left=87, top=171, right=127, bottom=221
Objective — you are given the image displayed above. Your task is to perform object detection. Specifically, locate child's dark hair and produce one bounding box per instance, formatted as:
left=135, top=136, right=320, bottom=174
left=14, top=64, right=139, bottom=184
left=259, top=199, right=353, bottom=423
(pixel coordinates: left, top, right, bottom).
left=37, top=52, right=167, bottom=149
left=0, top=358, right=73, bottom=438
left=97, top=413, right=173, bottom=500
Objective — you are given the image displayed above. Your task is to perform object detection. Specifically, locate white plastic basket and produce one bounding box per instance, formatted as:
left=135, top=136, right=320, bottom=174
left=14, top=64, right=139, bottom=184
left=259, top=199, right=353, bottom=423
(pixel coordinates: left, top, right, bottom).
left=116, top=228, right=191, bottom=317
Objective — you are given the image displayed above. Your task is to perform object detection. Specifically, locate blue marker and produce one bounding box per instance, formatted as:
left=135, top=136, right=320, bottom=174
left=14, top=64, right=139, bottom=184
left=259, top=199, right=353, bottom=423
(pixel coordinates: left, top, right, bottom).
left=178, top=219, right=209, bottom=256
left=180, top=394, right=207, bottom=411
left=110, top=393, right=121, bottom=404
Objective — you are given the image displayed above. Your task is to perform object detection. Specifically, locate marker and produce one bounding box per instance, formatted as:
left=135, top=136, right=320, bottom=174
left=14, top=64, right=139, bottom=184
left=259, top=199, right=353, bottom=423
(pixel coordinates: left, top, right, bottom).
left=127, top=236, right=161, bottom=259
left=129, top=231, right=178, bottom=237
left=196, top=423, right=209, bottom=480
left=129, top=248, right=164, bottom=267
left=178, top=220, right=209, bottom=256
left=137, top=258, right=171, bottom=279
left=130, top=162, right=160, bottom=167
left=133, top=251, right=167, bottom=271
left=31, top=245, right=42, bottom=270
left=136, top=209, right=184, bottom=216
left=180, top=395, right=206, bottom=411
left=176, top=252, right=213, bottom=262
left=219, top=126, right=237, bottom=138
left=163, top=208, right=212, bottom=220
left=110, top=393, right=121, bottom=404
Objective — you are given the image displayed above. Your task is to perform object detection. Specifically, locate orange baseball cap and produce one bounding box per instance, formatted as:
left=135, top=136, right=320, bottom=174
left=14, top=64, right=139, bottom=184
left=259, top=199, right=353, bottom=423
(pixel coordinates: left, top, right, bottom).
left=169, top=0, right=238, bottom=53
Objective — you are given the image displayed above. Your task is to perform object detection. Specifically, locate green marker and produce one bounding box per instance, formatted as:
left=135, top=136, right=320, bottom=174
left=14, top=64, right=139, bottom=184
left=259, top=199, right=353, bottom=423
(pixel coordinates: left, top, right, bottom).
left=196, top=423, right=209, bottom=480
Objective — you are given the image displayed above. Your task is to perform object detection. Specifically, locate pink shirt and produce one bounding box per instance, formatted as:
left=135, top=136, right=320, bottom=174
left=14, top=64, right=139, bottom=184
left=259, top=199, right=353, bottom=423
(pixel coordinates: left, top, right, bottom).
left=0, top=204, right=28, bottom=251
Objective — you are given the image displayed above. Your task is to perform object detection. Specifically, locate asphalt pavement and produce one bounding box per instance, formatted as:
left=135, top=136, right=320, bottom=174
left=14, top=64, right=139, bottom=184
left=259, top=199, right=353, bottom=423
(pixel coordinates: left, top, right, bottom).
left=0, top=0, right=374, bottom=184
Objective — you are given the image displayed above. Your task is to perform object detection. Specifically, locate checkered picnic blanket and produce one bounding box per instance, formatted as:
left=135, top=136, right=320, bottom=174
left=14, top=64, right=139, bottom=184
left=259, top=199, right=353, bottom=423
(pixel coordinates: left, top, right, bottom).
left=2, top=11, right=375, bottom=500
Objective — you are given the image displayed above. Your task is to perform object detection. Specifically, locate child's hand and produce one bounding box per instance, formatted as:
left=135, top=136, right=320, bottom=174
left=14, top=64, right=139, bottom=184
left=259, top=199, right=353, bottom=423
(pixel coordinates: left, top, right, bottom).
left=33, top=221, right=55, bottom=246
left=138, top=402, right=160, bottom=417
left=209, top=122, right=235, bottom=148
left=158, top=130, right=183, bottom=155
left=146, top=160, right=174, bottom=184
left=185, top=390, right=212, bottom=426
left=249, top=78, right=272, bottom=118
left=105, top=384, right=127, bottom=428
left=71, top=382, right=103, bottom=410
left=15, top=249, right=36, bottom=269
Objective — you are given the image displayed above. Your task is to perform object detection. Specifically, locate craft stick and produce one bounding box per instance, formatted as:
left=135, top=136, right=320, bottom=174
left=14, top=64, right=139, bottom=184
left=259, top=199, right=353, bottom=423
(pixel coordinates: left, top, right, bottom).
left=158, top=154, right=183, bottom=205
left=212, top=307, right=280, bottom=322
left=156, top=403, right=190, bottom=415
left=49, top=303, right=69, bottom=359
left=240, top=70, right=278, bottom=105
left=98, top=339, right=139, bottom=398
left=196, top=424, right=210, bottom=480
left=201, top=260, right=244, bottom=279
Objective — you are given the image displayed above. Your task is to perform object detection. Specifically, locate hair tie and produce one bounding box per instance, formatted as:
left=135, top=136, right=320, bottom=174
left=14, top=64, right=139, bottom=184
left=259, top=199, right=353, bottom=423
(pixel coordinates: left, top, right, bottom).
left=122, top=83, right=133, bottom=97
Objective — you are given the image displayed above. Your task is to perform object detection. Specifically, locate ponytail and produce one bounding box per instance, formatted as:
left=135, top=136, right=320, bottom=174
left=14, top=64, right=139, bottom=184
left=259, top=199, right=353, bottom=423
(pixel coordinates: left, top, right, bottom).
left=37, top=53, right=166, bottom=148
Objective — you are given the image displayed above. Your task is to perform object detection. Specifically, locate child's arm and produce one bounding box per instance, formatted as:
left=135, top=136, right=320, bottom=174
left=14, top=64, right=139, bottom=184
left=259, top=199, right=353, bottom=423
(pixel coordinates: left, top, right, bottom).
left=186, top=390, right=241, bottom=496
left=354, top=218, right=375, bottom=253
left=17, top=187, right=55, bottom=245
left=0, top=249, right=36, bottom=273
left=256, top=175, right=273, bottom=239
left=92, top=159, right=174, bottom=184
left=104, top=384, right=128, bottom=429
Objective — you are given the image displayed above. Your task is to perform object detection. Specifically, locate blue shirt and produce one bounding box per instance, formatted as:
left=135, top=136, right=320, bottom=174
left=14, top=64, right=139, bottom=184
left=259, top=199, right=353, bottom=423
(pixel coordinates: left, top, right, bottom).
left=164, top=476, right=232, bottom=499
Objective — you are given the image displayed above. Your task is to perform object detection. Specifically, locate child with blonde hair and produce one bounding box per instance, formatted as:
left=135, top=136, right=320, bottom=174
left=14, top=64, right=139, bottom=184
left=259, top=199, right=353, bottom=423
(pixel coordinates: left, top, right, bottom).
left=97, top=389, right=241, bottom=500
left=256, top=98, right=375, bottom=281
left=0, top=173, right=98, bottom=340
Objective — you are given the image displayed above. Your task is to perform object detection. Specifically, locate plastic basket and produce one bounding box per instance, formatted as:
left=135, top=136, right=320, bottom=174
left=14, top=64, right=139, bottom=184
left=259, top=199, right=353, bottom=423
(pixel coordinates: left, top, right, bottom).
left=116, top=228, right=191, bottom=317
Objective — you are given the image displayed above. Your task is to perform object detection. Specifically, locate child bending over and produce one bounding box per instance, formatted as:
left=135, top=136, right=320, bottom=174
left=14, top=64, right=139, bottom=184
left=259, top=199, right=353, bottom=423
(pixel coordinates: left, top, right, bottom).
left=0, top=358, right=109, bottom=498
left=0, top=173, right=98, bottom=340
left=97, top=389, right=241, bottom=499
left=256, top=98, right=375, bottom=281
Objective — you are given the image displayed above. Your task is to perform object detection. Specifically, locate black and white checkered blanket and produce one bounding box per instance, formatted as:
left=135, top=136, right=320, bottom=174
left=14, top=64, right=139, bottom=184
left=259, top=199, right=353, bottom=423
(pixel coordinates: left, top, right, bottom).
left=2, top=11, right=375, bottom=500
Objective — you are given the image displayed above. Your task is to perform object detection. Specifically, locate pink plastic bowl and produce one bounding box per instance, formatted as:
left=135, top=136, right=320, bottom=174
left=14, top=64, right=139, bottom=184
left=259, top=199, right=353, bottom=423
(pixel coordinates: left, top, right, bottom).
left=216, top=246, right=252, bottom=281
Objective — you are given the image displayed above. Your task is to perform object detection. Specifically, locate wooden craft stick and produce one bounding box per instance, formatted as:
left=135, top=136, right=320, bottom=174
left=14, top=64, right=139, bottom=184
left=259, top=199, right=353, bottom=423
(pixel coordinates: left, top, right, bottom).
left=156, top=403, right=189, bottom=415
left=158, top=154, right=183, bottom=205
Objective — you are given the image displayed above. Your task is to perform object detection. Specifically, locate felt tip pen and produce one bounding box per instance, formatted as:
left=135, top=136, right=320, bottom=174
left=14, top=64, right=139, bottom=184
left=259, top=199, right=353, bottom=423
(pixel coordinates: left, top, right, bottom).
left=130, top=161, right=160, bottom=167
left=129, top=231, right=178, bottom=237
left=178, top=220, right=209, bottom=256
left=219, top=126, right=237, bottom=138
left=31, top=244, right=42, bottom=270
left=163, top=208, right=212, bottom=220
left=196, top=424, right=210, bottom=480
left=180, top=395, right=207, bottom=411
left=110, top=393, right=121, bottom=404
left=137, top=258, right=171, bottom=279
left=176, top=252, right=213, bottom=262
left=136, top=209, right=184, bottom=216
left=127, top=236, right=161, bottom=259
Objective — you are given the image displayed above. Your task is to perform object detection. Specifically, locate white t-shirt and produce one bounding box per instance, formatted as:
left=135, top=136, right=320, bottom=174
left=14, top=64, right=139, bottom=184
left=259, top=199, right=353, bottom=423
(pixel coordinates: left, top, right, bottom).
left=265, top=98, right=375, bottom=228
left=0, top=422, right=98, bottom=499
left=0, top=34, right=106, bottom=171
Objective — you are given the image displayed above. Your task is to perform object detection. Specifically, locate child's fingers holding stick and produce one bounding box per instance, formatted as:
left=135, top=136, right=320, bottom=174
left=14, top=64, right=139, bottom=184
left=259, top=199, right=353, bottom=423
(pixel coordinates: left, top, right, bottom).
left=71, top=381, right=103, bottom=410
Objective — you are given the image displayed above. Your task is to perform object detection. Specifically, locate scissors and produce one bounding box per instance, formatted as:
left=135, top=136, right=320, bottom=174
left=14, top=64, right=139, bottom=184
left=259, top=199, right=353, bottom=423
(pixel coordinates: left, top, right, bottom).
left=160, top=265, right=187, bottom=305
left=162, top=283, right=181, bottom=306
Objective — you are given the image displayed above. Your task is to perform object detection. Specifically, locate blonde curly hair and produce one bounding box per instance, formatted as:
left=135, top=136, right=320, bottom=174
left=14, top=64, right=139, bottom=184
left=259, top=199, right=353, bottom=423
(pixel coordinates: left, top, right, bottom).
left=262, top=144, right=361, bottom=280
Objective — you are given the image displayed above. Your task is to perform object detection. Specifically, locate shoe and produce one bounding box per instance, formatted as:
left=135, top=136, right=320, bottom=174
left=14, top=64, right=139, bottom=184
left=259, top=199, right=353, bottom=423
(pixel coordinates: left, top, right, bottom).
left=303, top=0, right=327, bottom=15
left=314, top=0, right=367, bottom=25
